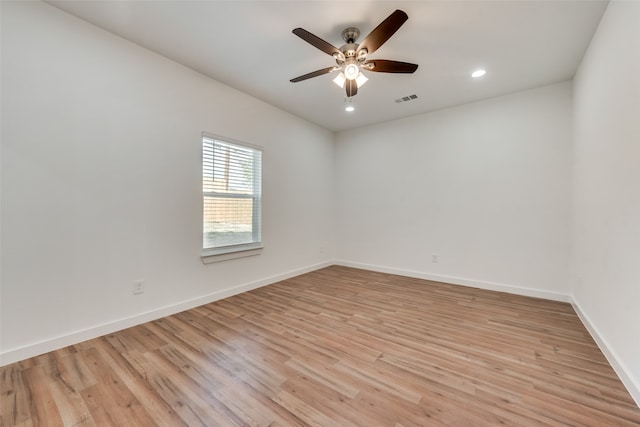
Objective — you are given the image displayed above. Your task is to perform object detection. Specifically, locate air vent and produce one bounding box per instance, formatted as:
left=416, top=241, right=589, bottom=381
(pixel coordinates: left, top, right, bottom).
left=395, top=94, right=418, bottom=103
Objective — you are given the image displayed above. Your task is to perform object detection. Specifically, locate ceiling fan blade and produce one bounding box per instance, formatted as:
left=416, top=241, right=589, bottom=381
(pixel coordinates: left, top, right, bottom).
left=292, top=28, right=343, bottom=58
left=365, top=60, right=418, bottom=73
left=357, top=10, right=408, bottom=56
left=345, top=79, right=357, bottom=97
left=290, top=66, right=338, bottom=83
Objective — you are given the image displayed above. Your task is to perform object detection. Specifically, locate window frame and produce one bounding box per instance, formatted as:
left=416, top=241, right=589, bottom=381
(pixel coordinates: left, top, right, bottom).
left=201, top=132, right=263, bottom=263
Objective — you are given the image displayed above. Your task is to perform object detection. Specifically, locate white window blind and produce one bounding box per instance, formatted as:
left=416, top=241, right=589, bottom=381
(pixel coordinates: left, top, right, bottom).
left=202, top=135, right=262, bottom=254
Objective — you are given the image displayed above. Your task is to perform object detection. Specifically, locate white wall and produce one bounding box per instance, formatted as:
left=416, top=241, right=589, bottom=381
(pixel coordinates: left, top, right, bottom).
left=335, top=82, right=573, bottom=300
left=571, top=0, right=640, bottom=404
left=3, top=3, right=638, bottom=407
left=0, top=1, right=335, bottom=364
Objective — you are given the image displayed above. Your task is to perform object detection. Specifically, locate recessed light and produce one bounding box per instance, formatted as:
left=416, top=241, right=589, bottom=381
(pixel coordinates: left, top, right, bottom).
left=345, top=98, right=355, bottom=112
left=472, top=69, right=486, bottom=78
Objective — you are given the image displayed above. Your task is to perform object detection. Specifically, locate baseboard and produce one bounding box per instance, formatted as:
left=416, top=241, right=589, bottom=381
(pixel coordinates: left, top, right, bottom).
left=0, top=260, right=333, bottom=367
left=334, top=259, right=571, bottom=302
left=571, top=298, right=640, bottom=408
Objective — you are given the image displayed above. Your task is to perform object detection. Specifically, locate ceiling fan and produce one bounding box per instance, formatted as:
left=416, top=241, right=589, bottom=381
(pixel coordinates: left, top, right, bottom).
left=290, top=9, right=418, bottom=98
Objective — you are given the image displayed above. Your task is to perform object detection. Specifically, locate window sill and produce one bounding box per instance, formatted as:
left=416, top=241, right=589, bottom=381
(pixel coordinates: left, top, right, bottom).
left=201, top=244, right=263, bottom=264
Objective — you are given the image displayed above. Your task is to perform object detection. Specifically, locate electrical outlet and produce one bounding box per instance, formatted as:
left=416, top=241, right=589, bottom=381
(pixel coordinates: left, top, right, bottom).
left=133, top=280, right=144, bottom=295
left=432, top=254, right=439, bottom=263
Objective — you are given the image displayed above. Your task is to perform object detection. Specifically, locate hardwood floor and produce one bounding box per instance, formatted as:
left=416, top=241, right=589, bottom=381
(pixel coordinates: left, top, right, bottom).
left=2, top=266, right=639, bottom=426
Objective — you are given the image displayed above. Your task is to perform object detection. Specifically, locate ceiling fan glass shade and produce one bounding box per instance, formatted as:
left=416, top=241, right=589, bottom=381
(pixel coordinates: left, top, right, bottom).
left=333, top=72, right=347, bottom=88
left=344, top=63, right=359, bottom=80
left=333, top=71, right=368, bottom=89
left=355, top=73, right=368, bottom=87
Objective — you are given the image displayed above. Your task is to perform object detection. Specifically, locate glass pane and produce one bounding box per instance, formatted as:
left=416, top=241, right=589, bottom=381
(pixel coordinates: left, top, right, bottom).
left=203, top=196, right=255, bottom=249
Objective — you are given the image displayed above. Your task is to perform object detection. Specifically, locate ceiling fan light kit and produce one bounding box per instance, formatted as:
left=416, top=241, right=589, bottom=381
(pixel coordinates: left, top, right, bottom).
left=332, top=71, right=368, bottom=90
left=290, top=9, right=418, bottom=99
left=355, top=73, right=368, bottom=87
left=333, top=72, right=347, bottom=88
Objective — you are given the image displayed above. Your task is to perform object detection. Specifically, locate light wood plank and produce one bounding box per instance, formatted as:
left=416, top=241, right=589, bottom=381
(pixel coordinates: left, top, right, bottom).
left=1, top=266, right=639, bottom=426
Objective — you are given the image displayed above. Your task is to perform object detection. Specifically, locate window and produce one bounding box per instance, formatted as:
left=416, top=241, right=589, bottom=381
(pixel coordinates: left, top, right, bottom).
left=202, top=134, right=262, bottom=258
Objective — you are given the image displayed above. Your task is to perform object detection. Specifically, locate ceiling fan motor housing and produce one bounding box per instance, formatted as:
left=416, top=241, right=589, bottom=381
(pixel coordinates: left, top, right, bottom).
left=339, top=27, right=371, bottom=71
left=340, top=27, right=364, bottom=62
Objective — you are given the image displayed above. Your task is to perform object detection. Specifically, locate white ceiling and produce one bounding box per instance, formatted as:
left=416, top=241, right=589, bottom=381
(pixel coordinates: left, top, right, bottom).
left=47, top=0, right=608, bottom=132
